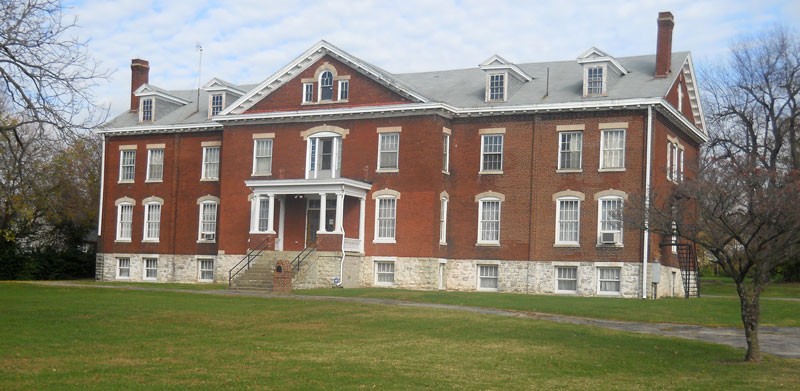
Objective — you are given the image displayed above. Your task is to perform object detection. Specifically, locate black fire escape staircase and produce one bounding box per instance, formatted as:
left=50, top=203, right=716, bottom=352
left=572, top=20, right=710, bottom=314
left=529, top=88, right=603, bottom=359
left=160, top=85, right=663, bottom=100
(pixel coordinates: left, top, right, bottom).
left=670, top=241, right=701, bottom=298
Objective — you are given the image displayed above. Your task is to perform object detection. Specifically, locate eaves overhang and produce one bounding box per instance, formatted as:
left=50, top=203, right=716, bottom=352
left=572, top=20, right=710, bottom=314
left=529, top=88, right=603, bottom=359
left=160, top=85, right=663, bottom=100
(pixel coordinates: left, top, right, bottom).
left=94, top=122, right=222, bottom=136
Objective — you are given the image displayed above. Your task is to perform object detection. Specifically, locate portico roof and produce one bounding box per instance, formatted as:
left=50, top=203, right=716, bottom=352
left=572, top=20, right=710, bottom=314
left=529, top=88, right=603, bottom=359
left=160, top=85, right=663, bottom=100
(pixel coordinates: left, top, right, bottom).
left=244, top=178, right=372, bottom=198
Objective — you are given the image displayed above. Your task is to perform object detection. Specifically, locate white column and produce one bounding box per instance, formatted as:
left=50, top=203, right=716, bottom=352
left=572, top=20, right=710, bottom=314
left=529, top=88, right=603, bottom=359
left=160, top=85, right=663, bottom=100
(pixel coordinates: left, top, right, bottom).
left=267, top=194, right=275, bottom=233
left=319, top=193, right=327, bottom=233
left=277, top=196, right=285, bottom=250
left=358, top=196, right=366, bottom=252
left=331, top=137, right=339, bottom=179
left=335, top=193, right=345, bottom=233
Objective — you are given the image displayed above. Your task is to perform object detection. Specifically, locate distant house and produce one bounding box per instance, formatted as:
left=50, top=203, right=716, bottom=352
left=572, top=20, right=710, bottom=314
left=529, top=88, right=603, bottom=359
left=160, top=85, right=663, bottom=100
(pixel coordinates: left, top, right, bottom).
left=95, top=12, right=705, bottom=298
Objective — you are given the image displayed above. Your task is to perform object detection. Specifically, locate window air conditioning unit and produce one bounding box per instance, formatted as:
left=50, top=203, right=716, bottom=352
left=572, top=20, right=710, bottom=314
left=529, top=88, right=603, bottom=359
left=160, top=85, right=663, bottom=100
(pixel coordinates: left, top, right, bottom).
left=201, top=233, right=215, bottom=241
left=600, top=232, right=617, bottom=244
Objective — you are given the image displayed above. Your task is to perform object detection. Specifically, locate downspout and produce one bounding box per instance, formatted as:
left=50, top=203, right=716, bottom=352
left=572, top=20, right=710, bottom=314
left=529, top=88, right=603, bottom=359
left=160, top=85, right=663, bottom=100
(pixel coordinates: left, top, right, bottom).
left=97, top=134, right=106, bottom=243
left=642, top=105, right=654, bottom=299
left=339, top=190, right=346, bottom=285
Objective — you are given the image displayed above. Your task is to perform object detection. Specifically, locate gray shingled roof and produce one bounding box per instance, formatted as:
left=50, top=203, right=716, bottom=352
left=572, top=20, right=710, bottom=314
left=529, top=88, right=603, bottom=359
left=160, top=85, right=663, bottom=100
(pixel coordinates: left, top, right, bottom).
left=103, top=52, right=686, bottom=129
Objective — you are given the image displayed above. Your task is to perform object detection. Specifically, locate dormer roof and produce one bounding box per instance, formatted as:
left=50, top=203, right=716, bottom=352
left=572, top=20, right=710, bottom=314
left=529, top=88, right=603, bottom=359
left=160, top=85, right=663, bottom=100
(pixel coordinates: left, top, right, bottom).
left=479, top=55, right=533, bottom=82
left=577, top=47, right=628, bottom=75
left=203, top=78, right=246, bottom=95
left=134, top=84, right=191, bottom=105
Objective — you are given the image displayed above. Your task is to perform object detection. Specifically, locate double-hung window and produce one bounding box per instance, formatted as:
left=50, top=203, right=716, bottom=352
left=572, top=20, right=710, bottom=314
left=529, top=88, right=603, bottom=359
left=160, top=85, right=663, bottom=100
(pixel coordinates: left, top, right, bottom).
left=375, top=196, right=397, bottom=243
left=598, top=267, right=621, bottom=294
left=477, top=265, right=499, bottom=290
left=598, top=196, right=623, bottom=245
left=600, top=129, right=625, bottom=170
left=202, top=146, right=220, bottom=180
left=143, top=258, right=158, bottom=280
left=199, top=201, right=218, bottom=242
left=556, top=198, right=580, bottom=245
left=488, top=73, right=505, bottom=101
left=667, top=141, right=684, bottom=182
left=480, top=133, right=504, bottom=173
left=558, top=131, right=582, bottom=170
left=442, top=132, right=450, bottom=173
left=477, top=196, right=502, bottom=245
left=320, top=71, right=333, bottom=101
left=586, top=67, right=604, bottom=96
left=556, top=266, right=578, bottom=293
left=374, top=261, right=395, bottom=286
left=119, top=149, right=136, bottom=182
left=117, top=257, right=131, bottom=279
left=198, top=259, right=214, bottom=282
left=210, top=94, right=223, bottom=116
left=141, top=98, right=153, bottom=122
left=146, top=148, right=164, bottom=182
left=439, top=194, right=448, bottom=245
left=253, top=138, right=273, bottom=176
left=116, top=200, right=134, bottom=241
left=143, top=201, right=162, bottom=242
left=338, top=80, right=349, bottom=100
left=303, top=83, right=314, bottom=103
left=377, top=132, right=399, bottom=171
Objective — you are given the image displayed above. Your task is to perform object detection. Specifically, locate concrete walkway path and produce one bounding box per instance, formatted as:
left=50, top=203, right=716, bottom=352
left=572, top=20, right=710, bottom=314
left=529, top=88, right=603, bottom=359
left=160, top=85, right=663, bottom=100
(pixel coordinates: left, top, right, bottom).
left=28, top=282, right=800, bottom=359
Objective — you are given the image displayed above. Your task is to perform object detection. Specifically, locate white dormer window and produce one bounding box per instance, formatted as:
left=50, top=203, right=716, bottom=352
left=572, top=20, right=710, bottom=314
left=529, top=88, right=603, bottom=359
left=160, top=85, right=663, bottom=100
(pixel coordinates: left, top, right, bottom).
left=586, top=66, right=605, bottom=96
left=487, top=73, right=506, bottom=101
left=210, top=93, right=223, bottom=117
left=140, top=98, right=154, bottom=122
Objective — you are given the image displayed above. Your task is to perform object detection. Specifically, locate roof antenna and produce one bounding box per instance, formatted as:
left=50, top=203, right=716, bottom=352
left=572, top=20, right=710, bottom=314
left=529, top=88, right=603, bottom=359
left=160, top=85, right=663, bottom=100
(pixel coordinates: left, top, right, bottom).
left=196, top=43, right=203, bottom=112
left=544, top=67, right=550, bottom=99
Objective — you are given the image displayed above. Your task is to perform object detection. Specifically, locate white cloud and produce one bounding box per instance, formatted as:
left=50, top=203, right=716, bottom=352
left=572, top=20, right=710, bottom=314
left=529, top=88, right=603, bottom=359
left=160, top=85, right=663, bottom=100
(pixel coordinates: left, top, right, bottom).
left=62, top=0, right=800, bottom=115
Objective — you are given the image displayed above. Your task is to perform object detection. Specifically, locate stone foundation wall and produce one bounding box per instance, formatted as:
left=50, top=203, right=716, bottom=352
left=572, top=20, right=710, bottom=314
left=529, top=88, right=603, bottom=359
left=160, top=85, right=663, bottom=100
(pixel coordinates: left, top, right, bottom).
left=98, top=252, right=243, bottom=284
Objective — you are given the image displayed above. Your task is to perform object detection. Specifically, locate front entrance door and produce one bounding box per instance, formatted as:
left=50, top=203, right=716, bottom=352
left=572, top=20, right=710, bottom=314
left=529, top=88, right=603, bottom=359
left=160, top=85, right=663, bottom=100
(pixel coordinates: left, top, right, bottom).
left=306, top=198, right=336, bottom=246
left=307, top=213, right=319, bottom=246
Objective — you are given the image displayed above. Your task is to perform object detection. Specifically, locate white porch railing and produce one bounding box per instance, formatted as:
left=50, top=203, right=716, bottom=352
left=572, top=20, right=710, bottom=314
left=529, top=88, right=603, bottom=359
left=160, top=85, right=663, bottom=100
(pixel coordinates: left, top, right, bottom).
left=343, top=237, right=362, bottom=253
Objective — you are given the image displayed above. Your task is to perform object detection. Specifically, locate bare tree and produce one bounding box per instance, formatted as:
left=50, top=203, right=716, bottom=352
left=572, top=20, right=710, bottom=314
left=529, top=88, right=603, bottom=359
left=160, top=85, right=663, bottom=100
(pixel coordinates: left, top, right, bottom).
left=0, top=0, right=107, bottom=138
left=641, top=27, right=800, bottom=362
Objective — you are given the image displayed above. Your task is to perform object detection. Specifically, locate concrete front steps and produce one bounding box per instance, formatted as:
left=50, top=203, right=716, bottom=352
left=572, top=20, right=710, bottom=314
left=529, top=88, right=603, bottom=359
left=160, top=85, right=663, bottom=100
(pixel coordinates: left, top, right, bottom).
left=228, top=251, right=302, bottom=291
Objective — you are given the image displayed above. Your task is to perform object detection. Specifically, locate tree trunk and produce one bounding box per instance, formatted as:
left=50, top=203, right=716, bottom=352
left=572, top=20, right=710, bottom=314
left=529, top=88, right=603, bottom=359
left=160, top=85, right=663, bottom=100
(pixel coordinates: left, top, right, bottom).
left=736, top=282, right=762, bottom=362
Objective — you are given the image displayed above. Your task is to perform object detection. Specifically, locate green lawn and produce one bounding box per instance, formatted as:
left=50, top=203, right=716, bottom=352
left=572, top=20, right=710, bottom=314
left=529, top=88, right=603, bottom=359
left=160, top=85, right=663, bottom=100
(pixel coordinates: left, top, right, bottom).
left=1, top=283, right=798, bottom=390
left=701, top=277, right=800, bottom=298
left=296, top=286, right=800, bottom=328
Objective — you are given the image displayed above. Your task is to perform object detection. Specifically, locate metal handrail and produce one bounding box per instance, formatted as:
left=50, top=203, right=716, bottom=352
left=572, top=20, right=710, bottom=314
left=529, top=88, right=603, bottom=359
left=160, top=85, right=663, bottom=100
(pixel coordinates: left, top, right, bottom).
left=290, top=243, right=317, bottom=272
left=228, top=237, right=272, bottom=287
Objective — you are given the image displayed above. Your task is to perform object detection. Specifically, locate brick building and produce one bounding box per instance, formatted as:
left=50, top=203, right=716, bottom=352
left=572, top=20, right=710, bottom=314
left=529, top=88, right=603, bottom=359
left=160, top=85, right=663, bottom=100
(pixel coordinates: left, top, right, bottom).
left=96, top=12, right=706, bottom=298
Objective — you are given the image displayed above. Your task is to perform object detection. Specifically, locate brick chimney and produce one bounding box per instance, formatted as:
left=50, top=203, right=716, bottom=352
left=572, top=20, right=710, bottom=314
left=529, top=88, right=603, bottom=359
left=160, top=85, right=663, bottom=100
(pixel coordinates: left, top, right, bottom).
left=130, top=59, right=150, bottom=112
left=655, top=11, right=674, bottom=78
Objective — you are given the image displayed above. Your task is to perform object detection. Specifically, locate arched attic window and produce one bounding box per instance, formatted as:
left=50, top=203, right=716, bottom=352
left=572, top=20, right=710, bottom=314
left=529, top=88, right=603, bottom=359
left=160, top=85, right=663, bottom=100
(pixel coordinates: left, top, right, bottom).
left=320, top=71, right=334, bottom=101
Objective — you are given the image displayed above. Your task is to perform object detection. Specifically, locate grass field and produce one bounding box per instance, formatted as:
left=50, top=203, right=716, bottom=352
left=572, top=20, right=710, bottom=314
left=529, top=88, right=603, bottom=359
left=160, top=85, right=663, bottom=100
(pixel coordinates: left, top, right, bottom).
left=1, top=283, right=798, bottom=390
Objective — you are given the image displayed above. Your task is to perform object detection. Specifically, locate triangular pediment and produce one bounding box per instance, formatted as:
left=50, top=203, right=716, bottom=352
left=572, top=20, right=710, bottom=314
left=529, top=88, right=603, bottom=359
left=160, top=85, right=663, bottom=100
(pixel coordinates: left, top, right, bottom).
left=577, top=47, right=628, bottom=75
left=203, top=78, right=246, bottom=94
left=479, top=54, right=533, bottom=82
left=223, top=40, right=429, bottom=115
left=134, top=84, right=190, bottom=105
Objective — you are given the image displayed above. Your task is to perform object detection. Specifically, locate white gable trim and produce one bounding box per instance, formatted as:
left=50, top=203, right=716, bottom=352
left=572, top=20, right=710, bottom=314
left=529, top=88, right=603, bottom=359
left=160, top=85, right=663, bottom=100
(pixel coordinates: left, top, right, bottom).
left=202, top=78, right=246, bottom=94
left=222, top=40, right=429, bottom=116
left=681, top=54, right=706, bottom=132
left=134, top=84, right=190, bottom=105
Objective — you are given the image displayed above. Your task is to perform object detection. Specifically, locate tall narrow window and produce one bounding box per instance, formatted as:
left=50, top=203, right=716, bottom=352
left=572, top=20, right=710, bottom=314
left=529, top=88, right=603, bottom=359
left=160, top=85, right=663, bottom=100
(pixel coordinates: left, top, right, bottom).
left=199, top=201, right=218, bottom=242
left=478, top=265, right=499, bottom=290
left=198, top=259, right=214, bottom=282
left=119, top=149, right=136, bottom=182
left=488, top=74, right=505, bottom=101
left=600, top=129, right=625, bottom=169
left=478, top=198, right=501, bottom=245
left=320, top=71, right=333, bottom=101
left=143, top=202, right=162, bottom=242
left=253, top=139, right=273, bottom=175
left=481, top=134, right=503, bottom=172
left=141, top=98, right=153, bottom=122
left=375, top=197, right=397, bottom=242
left=202, top=146, right=220, bottom=180
left=303, top=83, right=313, bottom=103
left=258, top=197, right=270, bottom=232
left=558, top=131, right=582, bottom=170
left=587, top=67, right=604, bottom=95
left=117, top=257, right=131, bottom=279
left=667, top=142, right=675, bottom=180
left=442, top=133, right=450, bottom=173
left=338, top=80, right=349, bottom=100
left=598, top=197, right=623, bottom=245
left=439, top=196, right=448, bottom=245
left=556, top=198, right=580, bottom=245
left=210, top=94, right=223, bottom=116
left=116, top=203, right=133, bottom=241
left=146, top=148, right=164, bottom=182
left=143, top=258, right=158, bottom=280
left=678, top=148, right=684, bottom=181
left=378, top=133, right=400, bottom=171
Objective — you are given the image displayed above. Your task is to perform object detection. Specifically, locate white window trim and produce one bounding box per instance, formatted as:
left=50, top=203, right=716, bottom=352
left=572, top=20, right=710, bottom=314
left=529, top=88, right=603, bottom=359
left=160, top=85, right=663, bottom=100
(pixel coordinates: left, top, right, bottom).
left=139, top=97, right=154, bottom=122
left=596, top=194, right=625, bottom=247
left=338, top=80, right=349, bottom=101
left=557, top=130, right=583, bottom=172
left=201, top=145, right=220, bottom=181
left=118, top=147, right=136, bottom=183
left=373, top=193, right=398, bottom=244
left=597, top=266, right=622, bottom=295
left=439, top=193, right=448, bottom=245
left=318, top=70, right=334, bottom=102
left=116, top=257, right=131, bottom=279
left=142, top=199, right=163, bottom=243
left=598, top=128, right=626, bottom=172
left=476, top=264, right=499, bottom=291
left=555, top=265, right=578, bottom=294
left=115, top=198, right=135, bottom=242
left=252, top=136, right=274, bottom=176
left=209, top=93, right=225, bottom=118
left=476, top=192, right=504, bottom=246
left=198, top=197, right=219, bottom=243
left=479, top=130, right=505, bottom=174
left=555, top=197, right=581, bottom=246
left=486, top=72, right=507, bottom=102
left=249, top=194, right=275, bottom=234
left=302, top=82, right=313, bottom=104
left=198, top=257, right=215, bottom=282
left=145, top=147, right=164, bottom=183
left=667, top=137, right=685, bottom=183
left=142, top=256, right=158, bottom=281
left=373, top=258, right=396, bottom=287
left=583, top=65, right=607, bottom=97
left=442, top=129, right=451, bottom=174
left=376, top=130, right=400, bottom=173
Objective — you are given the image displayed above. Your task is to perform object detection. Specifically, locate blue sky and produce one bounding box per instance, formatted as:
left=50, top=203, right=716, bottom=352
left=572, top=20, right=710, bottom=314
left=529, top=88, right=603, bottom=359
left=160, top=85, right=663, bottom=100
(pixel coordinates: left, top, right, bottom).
left=62, top=0, right=800, bottom=116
